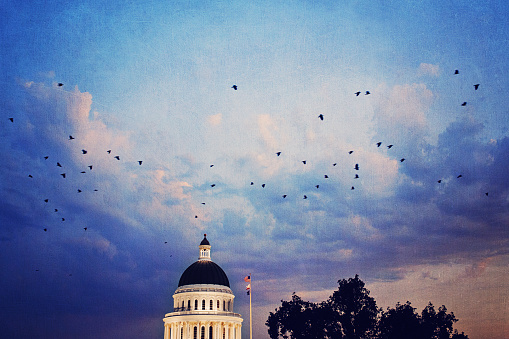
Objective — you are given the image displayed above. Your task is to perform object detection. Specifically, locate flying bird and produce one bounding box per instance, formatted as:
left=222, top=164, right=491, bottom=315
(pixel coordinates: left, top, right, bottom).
left=400, top=158, right=405, bottom=162
left=81, top=149, right=87, bottom=154
left=88, top=165, right=93, bottom=170
left=54, top=209, right=58, bottom=212
left=9, top=118, right=13, bottom=122
left=303, top=195, right=307, bottom=199
left=44, top=228, right=47, bottom=232
left=351, top=186, right=355, bottom=190
left=210, top=164, right=214, bottom=167
left=28, top=174, right=33, bottom=178
left=365, top=91, right=370, bottom=95
left=348, top=151, right=354, bottom=154
left=276, top=152, right=281, bottom=156
left=354, top=174, right=359, bottom=179
left=315, top=185, right=319, bottom=189
left=44, top=156, right=49, bottom=160
left=80, top=171, right=86, bottom=174
left=355, top=91, right=361, bottom=96
left=454, top=69, right=459, bottom=74
left=302, top=160, right=306, bottom=164
left=195, top=216, right=198, bottom=218
left=83, top=227, right=87, bottom=231
left=58, top=83, right=63, bottom=86
left=57, top=162, right=62, bottom=167
left=138, top=161, right=143, bottom=165
left=69, top=135, right=74, bottom=140
left=60, top=173, right=66, bottom=178
left=387, top=144, right=393, bottom=149
left=201, top=203, right=206, bottom=205
left=461, top=102, right=467, bottom=106
left=324, top=175, right=329, bottom=178
left=114, top=156, right=120, bottom=160
left=318, top=114, right=324, bottom=120
left=282, top=195, right=287, bottom=198
left=376, top=142, right=382, bottom=147
left=354, top=164, right=359, bottom=170
left=210, top=184, right=216, bottom=187
left=250, top=182, right=254, bottom=185
left=333, top=163, right=337, bottom=166
left=485, top=192, right=489, bottom=196
left=231, top=85, right=237, bottom=90
left=474, top=84, right=480, bottom=90
left=77, top=189, right=82, bottom=193
left=261, top=184, right=266, bottom=188
left=44, top=199, right=49, bottom=203
left=457, top=174, right=463, bottom=178
left=437, top=180, right=442, bottom=183
left=61, top=218, right=65, bottom=221
left=107, top=150, right=111, bottom=154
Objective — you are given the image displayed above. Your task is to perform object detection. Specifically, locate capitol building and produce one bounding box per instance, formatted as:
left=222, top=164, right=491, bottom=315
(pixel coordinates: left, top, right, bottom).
left=163, top=235, right=243, bottom=339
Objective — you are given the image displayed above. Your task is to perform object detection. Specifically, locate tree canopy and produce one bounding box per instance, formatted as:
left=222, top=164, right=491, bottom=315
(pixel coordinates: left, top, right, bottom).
left=266, top=275, right=469, bottom=339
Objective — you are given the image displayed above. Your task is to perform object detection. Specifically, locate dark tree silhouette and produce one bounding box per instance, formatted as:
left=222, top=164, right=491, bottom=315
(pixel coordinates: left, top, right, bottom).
left=266, top=276, right=468, bottom=339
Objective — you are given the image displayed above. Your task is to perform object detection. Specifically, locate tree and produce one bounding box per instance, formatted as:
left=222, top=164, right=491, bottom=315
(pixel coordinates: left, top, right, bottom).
left=327, top=275, right=378, bottom=339
left=266, top=276, right=469, bottom=339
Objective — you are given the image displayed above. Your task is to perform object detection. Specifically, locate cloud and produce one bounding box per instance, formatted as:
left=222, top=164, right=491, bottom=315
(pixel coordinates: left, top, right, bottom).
left=207, top=113, right=222, bottom=126
left=417, top=63, right=440, bottom=77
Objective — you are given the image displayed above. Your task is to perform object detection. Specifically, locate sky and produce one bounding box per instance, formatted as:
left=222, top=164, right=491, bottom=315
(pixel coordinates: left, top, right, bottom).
left=1, top=0, right=509, bottom=338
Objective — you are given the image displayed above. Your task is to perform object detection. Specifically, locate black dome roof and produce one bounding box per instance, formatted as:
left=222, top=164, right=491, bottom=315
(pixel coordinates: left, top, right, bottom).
left=178, top=260, right=230, bottom=287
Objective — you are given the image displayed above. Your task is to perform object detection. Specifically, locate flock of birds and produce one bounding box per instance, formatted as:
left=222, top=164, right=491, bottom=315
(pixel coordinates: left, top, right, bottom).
left=4, top=70, right=489, bottom=249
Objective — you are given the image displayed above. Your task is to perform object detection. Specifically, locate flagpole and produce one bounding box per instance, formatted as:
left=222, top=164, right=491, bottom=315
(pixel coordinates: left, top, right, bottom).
left=249, top=272, right=252, bottom=339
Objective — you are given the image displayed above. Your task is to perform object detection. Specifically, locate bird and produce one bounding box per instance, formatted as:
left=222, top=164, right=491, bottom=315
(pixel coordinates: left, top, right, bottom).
left=57, top=162, right=62, bottom=167
left=485, top=192, right=489, bottom=196
left=210, top=164, right=214, bottom=167
left=58, top=83, right=63, bottom=86
left=454, top=69, right=459, bottom=74
left=80, top=171, right=86, bottom=174
left=351, top=186, right=355, bottom=190
left=324, top=175, right=329, bottom=178
left=164, top=241, right=168, bottom=244
left=276, top=152, right=281, bottom=156
left=83, top=227, right=87, bottom=231
left=44, top=156, right=49, bottom=160
left=201, top=203, right=206, bottom=205
left=44, top=199, right=49, bottom=203
left=231, top=85, right=237, bottom=90
left=302, top=160, right=306, bottom=164
left=54, top=209, right=58, bottom=212
left=400, top=158, right=405, bottom=162
left=437, top=180, right=442, bottom=183
left=348, top=151, right=354, bottom=154
left=354, top=174, right=359, bottom=179
left=28, top=174, right=33, bottom=178
left=354, top=164, right=359, bottom=170
left=355, top=91, right=361, bottom=96
left=60, top=173, right=66, bottom=178
left=94, top=189, right=98, bottom=192
left=315, top=185, right=320, bottom=189
left=333, top=163, right=337, bottom=166
left=387, top=144, right=393, bottom=149
left=77, top=189, right=82, bottom=193
left=261, top=184, right=266, bottom=188
left=69, top=135, right=74, bottom=140
left=88, top=165, right=93, bottom=170
left=9, top=118, right=13, bottom=122
left=318, top=114, right=324, bottom=120
left=461, top=102, right=467, bottom=106
left=303, top=195, right=307, bottom=199
left=365, top=91, right=370, bottom=95
left=457, top=174, right=463, bottom=178
left=376, top=142, right=382, bottom=147
left=195, top=216, right=198, bottom=218
left=210, top=184, right=216, bottom=187
left=44, top=228, right=47, bottom=232
left=114, top=156, right=120, bottom=160
left=81, top=149, right=87, bottom=154
left=474, top=84, right=480, bottom=90
left=138, top=161, right=143, bottom=165
left=107, top=150, right=111, bottom=154
left=61, top=218, right=65, bottom=221
left=282, top=195, right=287, bottom=198
left=250, top=182, right=254, bottom=185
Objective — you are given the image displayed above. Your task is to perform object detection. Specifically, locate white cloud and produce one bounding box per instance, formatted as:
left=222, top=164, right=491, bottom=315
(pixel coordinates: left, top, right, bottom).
left=417, top=63, right=440, bottom=77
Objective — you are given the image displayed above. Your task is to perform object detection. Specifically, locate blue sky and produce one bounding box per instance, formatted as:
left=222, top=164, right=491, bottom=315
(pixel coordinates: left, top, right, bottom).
left=1, top=1, right=509, bottom=338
